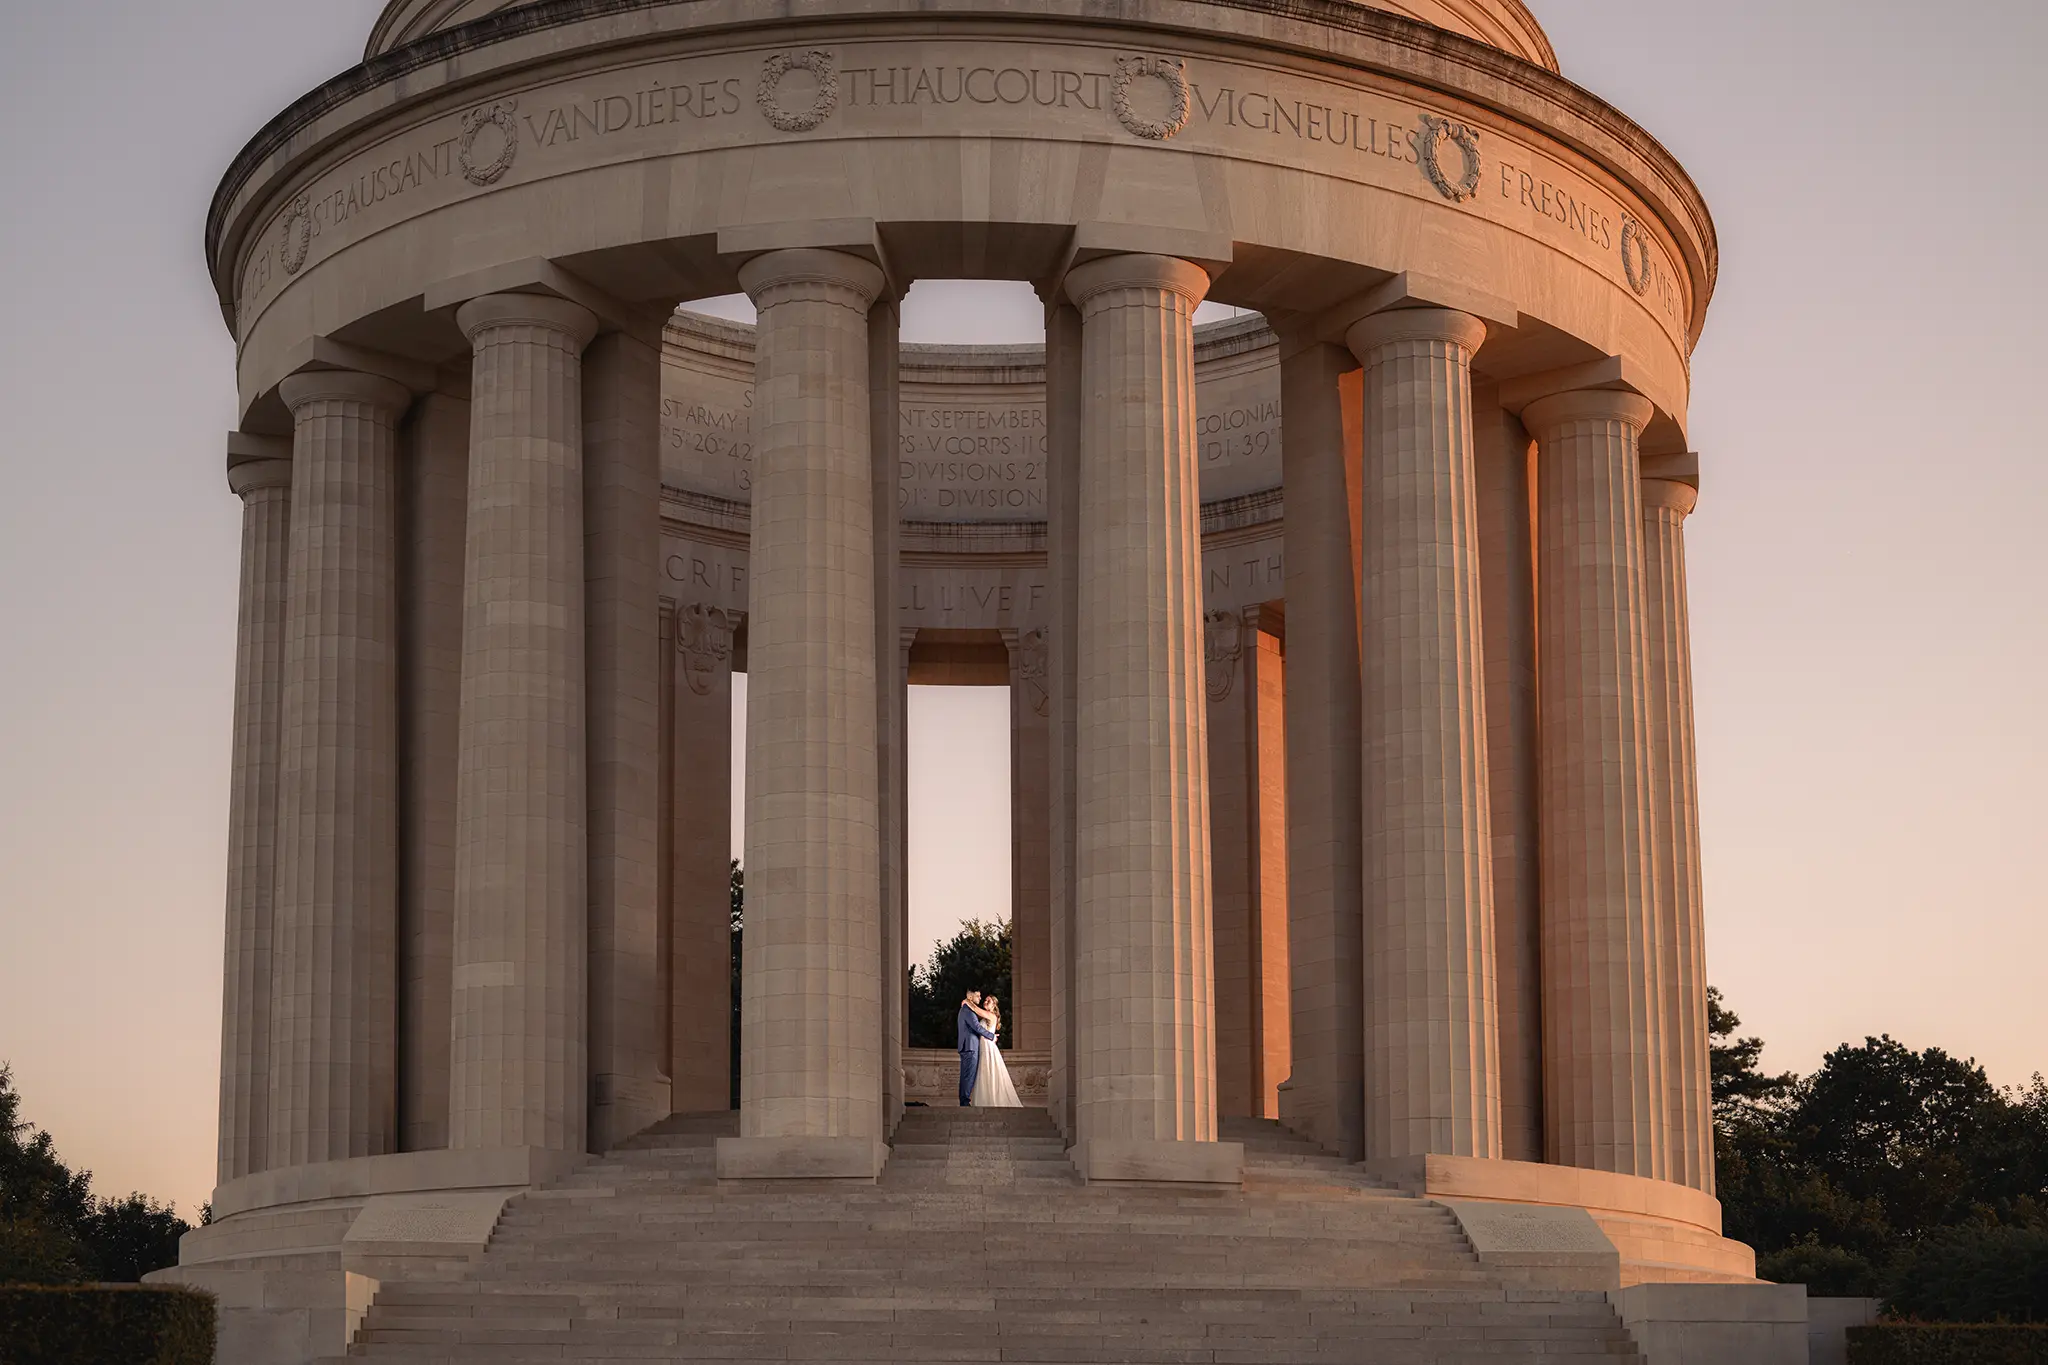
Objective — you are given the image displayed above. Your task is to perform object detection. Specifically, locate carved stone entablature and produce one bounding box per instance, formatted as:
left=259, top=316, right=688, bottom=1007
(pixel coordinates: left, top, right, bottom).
left=676, top=603, right=741, bottom=695
left=1013, top=626, right=1050, bottom=717
left=1204, top=609, right=1244, bottom=703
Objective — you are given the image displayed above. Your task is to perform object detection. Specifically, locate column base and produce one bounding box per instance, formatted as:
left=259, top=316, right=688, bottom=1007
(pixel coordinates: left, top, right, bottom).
left=1075, top=1138, right=1244, bottom=1187
left=590, top=1072, right=673, bottom=1153
left=715, top=1135, right=886, bottom=1182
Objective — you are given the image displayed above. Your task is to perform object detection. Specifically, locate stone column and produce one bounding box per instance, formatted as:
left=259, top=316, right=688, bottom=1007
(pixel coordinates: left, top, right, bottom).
left=1642, top=467, right=1713, bottom=1193
left=398, top=392, right=469, bottom=1153
left=1276, top=339, right=1365, bottom=1159
left=871, top=298, right=907, bottom=1130
left=218, top=437, right=291, bottom=1183
left=268, top=369, right=410, bottom=1169
left=722, top=248, right=886, bottom=1180
left=1527, top=387, right=1666, bottom=1180
left=1004, top=627, right=1052, bottom=1050
left=1206, top=607, right=1290, bottom=1121
left=1065, top=253, right=1237, bottom=1185
left=449, top=293, right=599, bottom=1155
left=1345, top=308, right=1502, bottom=1161
left=671, top=601, right=740, bottom=1112
left=585, top=329, right=669, bottom=1151
left=1472, top=384, right=1543, bottom=1163
left=1043, top=298, right=1083, bottom=1142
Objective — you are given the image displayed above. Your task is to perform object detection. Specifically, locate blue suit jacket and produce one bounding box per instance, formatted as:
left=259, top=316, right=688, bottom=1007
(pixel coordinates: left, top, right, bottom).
left=957, top=1003, right=996, bottom=1052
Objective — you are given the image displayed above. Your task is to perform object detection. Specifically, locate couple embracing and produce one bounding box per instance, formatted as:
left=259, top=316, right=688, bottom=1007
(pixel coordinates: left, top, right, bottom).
left=955, top=990, right=1021, bottom=1107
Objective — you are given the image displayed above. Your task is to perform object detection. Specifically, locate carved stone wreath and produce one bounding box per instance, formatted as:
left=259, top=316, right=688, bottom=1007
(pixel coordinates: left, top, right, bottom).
left=1416, top=113, right=1482, bottom=202
left=1620, top=217, right=1654, bottom=296
left=1112, top=55, right=1191, bottom=141
left=278, top=194, right=312, bottom=276
left=458, top=99, right=520, bottom=187
left=1015, top=626, right=1050, bottom=718
left=758, top=50, right=840, bottom=133
left=677, top=603, right=740, bottom=696
left=1203, top=610, right=1244, bottom=703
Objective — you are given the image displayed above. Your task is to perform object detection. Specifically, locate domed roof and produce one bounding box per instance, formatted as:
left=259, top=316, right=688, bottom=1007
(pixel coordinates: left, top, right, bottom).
left=366, top=0, right=1557, bottom=71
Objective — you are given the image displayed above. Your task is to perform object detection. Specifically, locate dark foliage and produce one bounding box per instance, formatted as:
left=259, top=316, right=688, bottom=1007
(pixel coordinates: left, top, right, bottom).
left=1756, top=1240, right=1882, bottom=1298
left=1882, top=1225, right=2048, bottom=1325
left=0, top=1284, right=215, bottom=1365
left=0, top=1067, right=191, bottom=1285
left=1705, top=992, right=2048, bottom=1322
left=907, top=919, right=1012, bottom=1050
left=1846, top=1323, right=2048, bottom=1364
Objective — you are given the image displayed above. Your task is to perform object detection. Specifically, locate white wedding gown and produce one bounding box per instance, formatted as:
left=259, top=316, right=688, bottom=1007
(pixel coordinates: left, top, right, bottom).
left=970, top=1029, right=1022, bottom=1108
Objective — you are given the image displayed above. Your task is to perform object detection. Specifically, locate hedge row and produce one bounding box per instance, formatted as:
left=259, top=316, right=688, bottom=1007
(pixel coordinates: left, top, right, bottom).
left=1847, top=1323, right=2048, bottom=1365
left=0, top=1284, right=215, bottom=1365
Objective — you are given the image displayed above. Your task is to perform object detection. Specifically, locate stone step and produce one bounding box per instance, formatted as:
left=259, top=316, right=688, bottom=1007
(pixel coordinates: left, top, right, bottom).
left=340, top=1107, right=1641, bottom=1364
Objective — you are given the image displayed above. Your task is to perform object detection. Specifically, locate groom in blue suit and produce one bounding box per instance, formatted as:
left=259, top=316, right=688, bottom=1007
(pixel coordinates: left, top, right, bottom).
left=957, top=991, right=997, bottom=1106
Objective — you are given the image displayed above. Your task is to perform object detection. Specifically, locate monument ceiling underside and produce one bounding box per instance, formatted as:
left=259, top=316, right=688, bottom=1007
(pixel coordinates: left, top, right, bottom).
left=657, top=309, right=1286, bottom=631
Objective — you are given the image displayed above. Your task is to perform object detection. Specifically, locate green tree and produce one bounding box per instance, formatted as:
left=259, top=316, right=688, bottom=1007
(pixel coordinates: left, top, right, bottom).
left=1, top=1065, right=192, bottom=1284
left=907, top=919, right=1012, bottom=1050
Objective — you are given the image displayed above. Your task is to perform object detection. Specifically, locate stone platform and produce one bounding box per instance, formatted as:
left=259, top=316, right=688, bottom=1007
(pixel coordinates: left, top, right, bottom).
left=324, top=1108, right=1650, bottom=1363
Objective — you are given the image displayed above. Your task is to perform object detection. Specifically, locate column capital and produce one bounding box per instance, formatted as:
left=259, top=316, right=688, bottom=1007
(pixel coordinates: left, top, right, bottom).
left=226, top=432, right=292, bottom=496
left=455, top=292, right=600, bottom=349
left=277, top=368, right=412, bottom=418
left=228, top=457, right=292, bottom=498
left=1063, top=253, right=1211, bottom=311
left=1521, top=387, right=1654, bottom=436
left=1344, top=306, right=1487, bottom=362
left=1640, top=478, right=1699, bottom=518
left=737, top=248, right=885, bottom=310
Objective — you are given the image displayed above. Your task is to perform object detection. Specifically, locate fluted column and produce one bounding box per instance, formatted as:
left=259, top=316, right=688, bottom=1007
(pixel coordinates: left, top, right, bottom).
left=1276, top=339, right=1365, bottom=1160
left=1346, top=308, right=1501, bottom=1161
left=1003, top=627, right=1052, bottom=1050
left=218, top=439, right=291, bottom=1183
left=723, top=248, right=886, bottom=1180
left=870, top=298, right=907, bottom=1130
left=1527, top=387, right=1666, bottom=1179
left=268, top=369, right=410, bottom=1169
left=449, top=293, right=599, bottom=1154
left=1044, top=298, right=1083, bottom=1142
left=1472, top=386, right=1543, bottom=1162
left=1064, top=253, right=1237, bottom=1185
left=1642, top=470, right=1712, bottom=1192
left=670, top=601, right=740, bottom=1112
left=585, top=329, right=669, bottom=1151
left=1206, top=608, right=1289, bottom=1121
left=398, top=392, right=469, bottom=1153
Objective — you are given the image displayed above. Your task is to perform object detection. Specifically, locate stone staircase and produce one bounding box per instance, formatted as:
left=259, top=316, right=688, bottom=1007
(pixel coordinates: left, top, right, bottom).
left=331, top=1107, right=1644, bottom=1363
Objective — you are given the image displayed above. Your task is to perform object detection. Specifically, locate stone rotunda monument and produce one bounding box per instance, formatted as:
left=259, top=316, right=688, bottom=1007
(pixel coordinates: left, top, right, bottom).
left=162, top=0, right=1810, bottom=1359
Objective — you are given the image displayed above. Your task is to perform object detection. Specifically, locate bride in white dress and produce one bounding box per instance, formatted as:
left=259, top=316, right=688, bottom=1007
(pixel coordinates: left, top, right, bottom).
left=967, top=995, right=1022, bottom=1108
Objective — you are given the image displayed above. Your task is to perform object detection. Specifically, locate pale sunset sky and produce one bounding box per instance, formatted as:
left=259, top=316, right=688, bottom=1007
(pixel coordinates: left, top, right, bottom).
left=0, top=0, right=2040, bottom=1217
